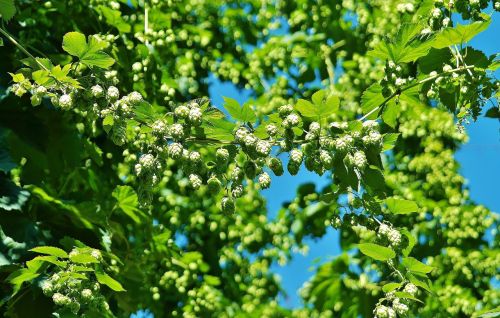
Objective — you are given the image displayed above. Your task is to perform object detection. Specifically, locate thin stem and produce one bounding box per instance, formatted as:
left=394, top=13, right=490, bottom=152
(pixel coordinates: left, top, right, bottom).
left=359, top=64, right=475, bottom=122
left=0, top=26, right=49, bottom=72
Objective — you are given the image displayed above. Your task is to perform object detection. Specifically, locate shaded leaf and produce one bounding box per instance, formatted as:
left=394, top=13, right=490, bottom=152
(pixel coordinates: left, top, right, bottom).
left=95, top=268, right=125, bottom=291
left=0, top=0, right=16, bottom=21
left=112, top=185, right=143, bottom=223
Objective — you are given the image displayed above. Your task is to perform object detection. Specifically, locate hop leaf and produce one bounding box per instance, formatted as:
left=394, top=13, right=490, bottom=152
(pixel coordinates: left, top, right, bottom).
left=62, top=32, right=115, bottom=69
left=0, top=0, right=16, bottom=22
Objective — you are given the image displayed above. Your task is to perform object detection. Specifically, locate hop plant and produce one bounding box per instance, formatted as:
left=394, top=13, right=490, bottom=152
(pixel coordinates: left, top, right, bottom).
left=268, top=157, right=284, bottom=176
left=207, top=175, right=222, bottom=194
left=231, top=184, right=244, bottom=198
left=352, top=151, right=367, bottom=170
left=289, top=149, right=303, bottom=165
left=266, top=124, right=278, bottom=136
left=216, top=148, right=230, bottom=164
left=258, top=172, right=271, bottom=189
left=256, top=140, right=271, bottom=156
left=169, top=124, right=184, bottom=140
left=403, top=283, right=418, bottom=295
left=188, top=107, right=203, bottom=126
left=174, top=105, right=189, bottom=119
left=168, top=143, right=184, bottom=159
left=189, top=174, right=202, bottom=189
left=221, top=196, right=235, bottom=214
left=59, top=94, right=73, bottom=109
left=107, top=86, right=120, bottom=100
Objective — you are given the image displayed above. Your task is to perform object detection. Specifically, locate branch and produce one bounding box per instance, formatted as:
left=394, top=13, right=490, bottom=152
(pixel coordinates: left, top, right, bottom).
left=359, top=65, right=476, bottom=122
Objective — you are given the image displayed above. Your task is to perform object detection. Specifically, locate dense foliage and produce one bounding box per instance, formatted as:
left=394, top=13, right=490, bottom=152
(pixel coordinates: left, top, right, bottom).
left=0, top=0, right=498, bottom=317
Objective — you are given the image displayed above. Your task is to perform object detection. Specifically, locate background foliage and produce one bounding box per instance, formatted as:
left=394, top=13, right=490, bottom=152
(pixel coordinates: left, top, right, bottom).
left=0, top=0, right=498, bottom=317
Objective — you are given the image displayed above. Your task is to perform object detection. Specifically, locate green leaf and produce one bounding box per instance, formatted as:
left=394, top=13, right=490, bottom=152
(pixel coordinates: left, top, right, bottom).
left=295, top=90, right=339, bottom=123
left=112, top=185, right=143, bottom=223
left=0, top=175, right=30, bottom=211
left=382, top=101, right=398, bottom=128
left=62, top=32, right=88, bottom=57
left=401, top=228, right=416, bottom=257
left=432, top=18, right=491, bottom=49
left=402, top=257, right=434, bottom=274
left=476, top=307, right=500, bottom=318
left=0, top=0, right=16, bottom=22
left=202, top=118, right=236, bottom=141
left=361, top=84, right=385, bottom=119
left=368, top=24, right=432, bottom=63
left=62, top=32, right=115, bottom=69
left=485, top=107, right=500, bottom=119
left=382, top=282, right=402, bottom=293
left=382, top=133, right=399, bottom=151
left=394, top=291, right=423, bottom=303
left=27, top=255, right=67, bottom=268
left=408, top=273, right=432, bottom=293
left=204, top=275, right=221, bottom=286
left=385, top=198, right=418, bottom=214
left=7, top=269, right=39, bottom=293
left=95, top=268, right=125, bottom=291
left=30, top=246, right=69, bottom=258
left=222, top=97, right=256, bottom=123
left=98, top=6, right=131, bottom=33
left=69, top=253, right=99, bottom=264
left=487, top=54, right=500, bottom=71
left=358, top=243, right=395, bottom=261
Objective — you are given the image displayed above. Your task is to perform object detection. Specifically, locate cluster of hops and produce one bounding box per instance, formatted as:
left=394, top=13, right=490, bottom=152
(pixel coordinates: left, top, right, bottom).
left=38, top=248, right=112, bottom=316
left=9, top=64, right=386, bottom=216
left=378, top=223, right=402, bottom=248
left=374, top=284, right=416, bottom=318
left=426, top=63, right=498, bottom=129
left=381, top=61, right=413, bottom=95
left=425, top=2, right=451, bottom=32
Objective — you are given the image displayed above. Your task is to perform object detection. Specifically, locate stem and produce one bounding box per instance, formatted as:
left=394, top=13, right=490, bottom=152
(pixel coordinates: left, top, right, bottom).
left=359, top=65, right=475, bottom=122
left=0, top=26, right=49, bottom=72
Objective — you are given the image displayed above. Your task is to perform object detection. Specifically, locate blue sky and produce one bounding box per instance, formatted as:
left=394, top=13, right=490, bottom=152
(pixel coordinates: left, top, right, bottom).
left=207, top=12, right=500, bottom=308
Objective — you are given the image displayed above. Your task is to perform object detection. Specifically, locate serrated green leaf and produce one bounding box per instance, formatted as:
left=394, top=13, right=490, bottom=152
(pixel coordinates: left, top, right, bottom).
left=103, top=115, right=114, bottom=133
left=0, top=0, right=16, bottom=22
left=432, top=18, right=491, bottom=49
left=62, top=32, right=88, bottom=57
left=30, top=246, right=69, bottom=258
left=358, top=243, right=395, bottom=261
left=382, top=133, right=399, bottom=151
left=361, top=84, right=385, bottom=119
left=394, top=291, right=423, bottom=303
left=112, top=185, right=143, bottom=223
left=62, top=32, right=115, bottom=69
left=28, top=256, right=67, bottom=268
left=382, top=101, right=398, bottom=128
left=98, top=6, right=131, bottom=33
left=70, top=253, right=99, bottom=264
left=408, top=274, right=432, bottom=293
left=401, top=228, right=416, bottom=257
left=295, top=90, right=339, bottom=122
left=95, top=268, right=125, bottom=291
left=382, top=282, right=402, bottom=293
left=402, top=257, right=434, bottom=274
left=385, top=198, right=418, bottom=214
left=7, top=268, right=39, bottom=293
left=368, top=24, right=432, bottom=63
left=222, top=97, right=256, bottom=123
